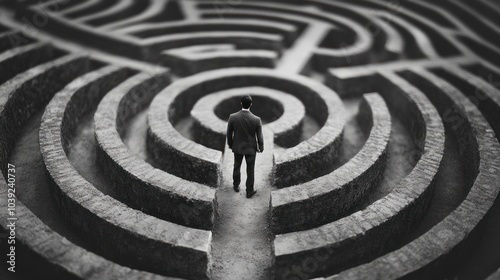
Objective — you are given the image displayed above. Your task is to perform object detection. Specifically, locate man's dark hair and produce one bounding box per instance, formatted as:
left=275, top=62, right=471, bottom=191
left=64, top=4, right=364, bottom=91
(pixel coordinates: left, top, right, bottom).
left=241, top=95, right=252, bottom=109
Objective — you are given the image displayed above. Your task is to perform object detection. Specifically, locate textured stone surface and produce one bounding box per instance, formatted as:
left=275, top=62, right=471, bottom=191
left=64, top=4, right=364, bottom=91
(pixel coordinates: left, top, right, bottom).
left=0, top=48, right=172, bottom=279
left=162, top=45, right=277, bottom=76
left=0, top=181, right=175, bottom=280
left=16, top=4, right=288, bottom=65
left=2, top=1, right=500, bottom=279
left=147, top=82, right=223, bottom=187
left=273, top=71, right=445, bottom=279
left=0, top=53, right=90, bottom=170
left=327, top=67, right=500, bottom=280
left=39, top=66, right=212, bottom=279
left=0, top=42, right=64, bottom=86
left=271, top=92, right=391, bottom=234
left=94, top=71, right=216, bottom=229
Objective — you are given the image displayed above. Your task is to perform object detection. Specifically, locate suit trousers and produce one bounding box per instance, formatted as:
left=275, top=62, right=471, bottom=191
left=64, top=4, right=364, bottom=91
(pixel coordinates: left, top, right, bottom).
left=233, top=153, right=256, bottom=192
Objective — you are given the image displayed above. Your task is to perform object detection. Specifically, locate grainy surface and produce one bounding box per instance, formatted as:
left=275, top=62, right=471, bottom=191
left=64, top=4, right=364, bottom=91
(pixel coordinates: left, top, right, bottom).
left=1, top=1, right=500, bottom=279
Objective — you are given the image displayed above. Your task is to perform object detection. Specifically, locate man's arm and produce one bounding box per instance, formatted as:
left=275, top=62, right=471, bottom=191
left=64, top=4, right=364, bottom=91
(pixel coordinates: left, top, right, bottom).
left=227, top=116, right=234, bottom=149
left=256, top=118, right=264, bottom=152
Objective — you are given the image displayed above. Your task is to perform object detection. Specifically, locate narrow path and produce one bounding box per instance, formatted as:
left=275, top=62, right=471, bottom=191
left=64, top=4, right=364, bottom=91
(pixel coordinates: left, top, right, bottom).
left=276, top=21, right=331, bottom=74
left=210, top=129, right=275, bottom=280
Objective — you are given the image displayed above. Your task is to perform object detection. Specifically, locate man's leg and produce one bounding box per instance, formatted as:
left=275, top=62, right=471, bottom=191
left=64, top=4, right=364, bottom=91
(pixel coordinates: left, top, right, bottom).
left=233, top=153, right=243, bottom=190
left=245, top=153, right=256, bottom=193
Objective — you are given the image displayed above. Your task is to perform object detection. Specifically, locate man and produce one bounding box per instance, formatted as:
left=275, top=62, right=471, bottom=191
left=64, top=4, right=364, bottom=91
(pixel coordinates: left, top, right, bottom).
left=227, top=95, right=264, bottom=198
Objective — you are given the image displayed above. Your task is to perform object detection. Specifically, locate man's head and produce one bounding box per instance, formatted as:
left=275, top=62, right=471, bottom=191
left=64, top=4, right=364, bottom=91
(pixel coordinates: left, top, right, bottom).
left=241, top=95, right=252, bottom=109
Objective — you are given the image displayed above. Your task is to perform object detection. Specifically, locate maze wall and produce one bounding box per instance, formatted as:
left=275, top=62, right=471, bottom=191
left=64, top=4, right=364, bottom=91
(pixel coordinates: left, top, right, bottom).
left=1, top=0, right=500, bottom=279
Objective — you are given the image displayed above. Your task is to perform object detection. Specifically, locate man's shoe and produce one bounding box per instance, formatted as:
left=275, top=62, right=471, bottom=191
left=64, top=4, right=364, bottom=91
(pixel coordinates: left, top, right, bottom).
left=246, top=190, right=257, bottom=198
left=233, top=186, right=240, bottom=192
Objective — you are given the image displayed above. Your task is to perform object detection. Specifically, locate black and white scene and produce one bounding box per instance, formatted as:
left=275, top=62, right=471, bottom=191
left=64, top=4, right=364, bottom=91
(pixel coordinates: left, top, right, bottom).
left=0, top=0, right=500, bottom=279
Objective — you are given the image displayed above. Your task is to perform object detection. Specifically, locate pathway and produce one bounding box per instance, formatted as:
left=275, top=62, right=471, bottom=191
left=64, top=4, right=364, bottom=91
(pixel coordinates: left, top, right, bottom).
left=210, top=129, right=275, bottom=280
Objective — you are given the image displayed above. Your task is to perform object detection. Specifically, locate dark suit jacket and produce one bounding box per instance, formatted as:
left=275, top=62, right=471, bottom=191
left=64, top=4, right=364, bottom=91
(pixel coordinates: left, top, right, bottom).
left=227, top=110, right=264, bottom=155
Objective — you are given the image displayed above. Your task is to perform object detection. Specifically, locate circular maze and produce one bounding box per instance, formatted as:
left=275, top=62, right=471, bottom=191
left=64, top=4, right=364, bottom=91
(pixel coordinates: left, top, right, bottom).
left=1, top=0, right=500, bottom=279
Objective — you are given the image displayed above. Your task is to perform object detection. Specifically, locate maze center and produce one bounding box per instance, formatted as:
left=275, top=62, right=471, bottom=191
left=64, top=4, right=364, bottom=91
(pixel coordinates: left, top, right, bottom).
left=1, top=0, right=500, bottom=280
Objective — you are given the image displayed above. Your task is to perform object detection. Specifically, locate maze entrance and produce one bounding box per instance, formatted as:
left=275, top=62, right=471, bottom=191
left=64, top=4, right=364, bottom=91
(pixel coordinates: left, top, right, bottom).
left=210, top=129, right=274, bottom=280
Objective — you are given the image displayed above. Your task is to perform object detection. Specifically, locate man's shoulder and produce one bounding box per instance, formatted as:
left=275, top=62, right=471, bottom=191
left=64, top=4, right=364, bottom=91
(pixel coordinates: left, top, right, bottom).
left=251, top=113, right=262, bottom=122
left=228, top=111, right=241, bottom=121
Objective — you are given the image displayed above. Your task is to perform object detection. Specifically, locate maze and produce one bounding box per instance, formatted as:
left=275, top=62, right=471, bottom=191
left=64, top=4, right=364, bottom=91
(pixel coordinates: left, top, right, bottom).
left=1, top=0, right=500, bottom=279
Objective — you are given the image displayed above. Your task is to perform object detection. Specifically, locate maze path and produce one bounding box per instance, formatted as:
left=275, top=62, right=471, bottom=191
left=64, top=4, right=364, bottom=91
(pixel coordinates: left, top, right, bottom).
left=1, top=0, right=500, bottom=279
left=210, top=129, right=275, bottom=280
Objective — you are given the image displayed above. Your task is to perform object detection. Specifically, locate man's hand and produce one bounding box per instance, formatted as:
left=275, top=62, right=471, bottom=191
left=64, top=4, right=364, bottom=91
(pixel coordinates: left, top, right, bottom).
left=257, top=149, right=263, bottom=153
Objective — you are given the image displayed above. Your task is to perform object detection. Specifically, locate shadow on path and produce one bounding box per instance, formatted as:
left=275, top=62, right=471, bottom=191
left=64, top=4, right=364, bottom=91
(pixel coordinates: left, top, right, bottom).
left=210, top=129, right=275, bottom=280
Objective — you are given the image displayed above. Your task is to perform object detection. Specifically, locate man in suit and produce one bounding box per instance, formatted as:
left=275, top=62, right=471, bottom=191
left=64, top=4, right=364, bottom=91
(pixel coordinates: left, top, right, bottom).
left=227, top=95, right=264, bottom=198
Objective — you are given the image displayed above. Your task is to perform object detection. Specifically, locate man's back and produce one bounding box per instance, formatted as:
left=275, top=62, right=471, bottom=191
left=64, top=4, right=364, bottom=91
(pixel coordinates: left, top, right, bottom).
left=227, top=95, right=262, bottom=198
left=227, top=110, right=264, bottom=155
